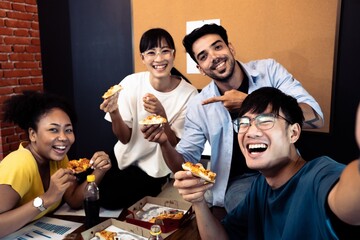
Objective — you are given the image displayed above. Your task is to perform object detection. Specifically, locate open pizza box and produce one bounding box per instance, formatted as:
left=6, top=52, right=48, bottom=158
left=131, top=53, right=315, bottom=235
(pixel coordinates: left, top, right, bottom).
left=125, top=196, right=193, bottom=233
left=81, top=218, right=174, bottom=239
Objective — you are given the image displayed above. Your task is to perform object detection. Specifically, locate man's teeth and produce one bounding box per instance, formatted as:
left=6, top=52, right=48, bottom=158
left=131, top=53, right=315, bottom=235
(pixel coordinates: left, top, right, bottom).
left=248, top=144, right=267, bottom=149
left=248, top=143, right=267, bottom=153
left=215, top=62, right=225, bottom=70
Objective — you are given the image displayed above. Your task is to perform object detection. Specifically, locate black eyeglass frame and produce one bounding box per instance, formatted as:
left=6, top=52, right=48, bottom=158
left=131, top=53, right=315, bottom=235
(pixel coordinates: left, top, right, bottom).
left=233, top=113, right=292, bottom=133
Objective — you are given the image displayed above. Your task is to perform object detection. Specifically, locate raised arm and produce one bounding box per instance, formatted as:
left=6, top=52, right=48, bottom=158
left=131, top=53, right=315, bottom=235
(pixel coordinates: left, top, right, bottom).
left=299, top=103, right=324, bottom=129
left=173, top=171, right=229, bottom=240
left=328, top=104, right=360, bottom=225
left=202, top=89, right=247, bottom=114
left=328, top=159, right=360, bottom=225
left=202, top=89, right=323, bottom=129
left=160, top=140, right=185, bottom=172
left=100, top=92, right=132, bottom=144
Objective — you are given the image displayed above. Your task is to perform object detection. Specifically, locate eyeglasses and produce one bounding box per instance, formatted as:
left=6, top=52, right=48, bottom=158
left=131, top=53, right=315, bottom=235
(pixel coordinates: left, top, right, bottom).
left=233, top=113, right=292, bottom=133
left=141, top=48, right=174, bottom=60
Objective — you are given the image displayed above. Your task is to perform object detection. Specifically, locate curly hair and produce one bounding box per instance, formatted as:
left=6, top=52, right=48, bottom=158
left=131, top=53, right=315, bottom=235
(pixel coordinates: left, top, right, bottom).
left=3, top=91, right=77, bottom=132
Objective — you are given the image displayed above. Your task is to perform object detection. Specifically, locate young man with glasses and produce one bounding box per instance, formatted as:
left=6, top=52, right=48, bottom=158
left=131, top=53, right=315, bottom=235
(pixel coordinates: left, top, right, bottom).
left=173, top=87, right=360, bottom=239
left=147, top=24, right=323, bottom=212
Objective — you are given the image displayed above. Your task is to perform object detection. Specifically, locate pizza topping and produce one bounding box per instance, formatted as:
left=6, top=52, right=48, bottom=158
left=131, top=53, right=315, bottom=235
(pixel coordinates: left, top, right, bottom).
left=149, top=209, right=184, bottom=224
left=182, top=162, right=216, bottom=183
left=67, top=158, right=91, bottom=173
left=139, top=115, right=167, bottom=125
left=102, top=84, right=123, bottom=99
left=95, top=230, right=117, bottom=240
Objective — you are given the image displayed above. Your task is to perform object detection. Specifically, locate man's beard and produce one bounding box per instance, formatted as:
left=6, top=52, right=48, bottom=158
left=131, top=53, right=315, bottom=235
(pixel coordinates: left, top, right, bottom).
left=204, top=57, right=236, bottom=83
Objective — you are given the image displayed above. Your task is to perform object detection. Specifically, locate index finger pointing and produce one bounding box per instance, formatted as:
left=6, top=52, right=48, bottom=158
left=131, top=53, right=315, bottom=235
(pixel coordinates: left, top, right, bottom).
left=202, top=96, right=223, bottom=105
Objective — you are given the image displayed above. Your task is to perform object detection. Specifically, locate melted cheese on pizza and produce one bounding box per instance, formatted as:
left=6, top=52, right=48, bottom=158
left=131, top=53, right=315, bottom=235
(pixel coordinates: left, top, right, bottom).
left=102, top=84, right=123, bottom=99
left=139, top=115, right=167, bottom=125
left=67, top=158, right=90, bottom=173
left=182, top=162, right=216, bottom=183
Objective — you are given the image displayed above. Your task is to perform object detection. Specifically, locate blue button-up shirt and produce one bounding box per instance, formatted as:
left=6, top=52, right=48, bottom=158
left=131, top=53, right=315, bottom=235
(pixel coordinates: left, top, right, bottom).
left=176, top=59, right=323, bottom=207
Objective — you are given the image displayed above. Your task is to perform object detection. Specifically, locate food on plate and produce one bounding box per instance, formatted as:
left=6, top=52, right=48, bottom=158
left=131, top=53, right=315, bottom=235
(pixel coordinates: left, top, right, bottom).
left=182, top=161, right=217, bottom=183
left=102, top=84, right=123, bottom=99
left=149, top=209, right=184, bottom=223
left=67, top=158, right=91, bottom=173
left=95, top=229, right=117, bottom=240
left=138, top=115, right=167, bottom=125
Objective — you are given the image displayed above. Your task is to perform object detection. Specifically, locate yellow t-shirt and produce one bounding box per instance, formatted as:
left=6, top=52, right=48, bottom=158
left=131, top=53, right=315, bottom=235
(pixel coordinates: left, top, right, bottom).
left=0, top=142, right=69, bottom=220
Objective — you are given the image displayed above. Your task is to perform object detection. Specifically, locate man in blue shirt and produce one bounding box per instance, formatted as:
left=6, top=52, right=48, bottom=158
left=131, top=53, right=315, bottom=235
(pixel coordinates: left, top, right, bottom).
left=144, top=24, right=323, bottom=212
left=173, top=88, right=360, bottom=239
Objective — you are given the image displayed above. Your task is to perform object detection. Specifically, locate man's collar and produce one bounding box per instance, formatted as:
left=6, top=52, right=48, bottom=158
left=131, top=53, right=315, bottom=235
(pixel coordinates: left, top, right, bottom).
left=236, top=60, right=260, bottom=83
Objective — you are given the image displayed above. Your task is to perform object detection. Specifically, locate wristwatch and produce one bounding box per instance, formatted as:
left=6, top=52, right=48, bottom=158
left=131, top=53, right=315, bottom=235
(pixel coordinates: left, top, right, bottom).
left=33, top=197, right=46, bottom=212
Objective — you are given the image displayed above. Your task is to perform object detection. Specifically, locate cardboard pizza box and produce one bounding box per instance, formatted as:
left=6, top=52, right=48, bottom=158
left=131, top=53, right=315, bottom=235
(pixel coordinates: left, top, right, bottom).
left=125, top=196, right=193, bottom=233
left=81, top=218, right=174, bottom=239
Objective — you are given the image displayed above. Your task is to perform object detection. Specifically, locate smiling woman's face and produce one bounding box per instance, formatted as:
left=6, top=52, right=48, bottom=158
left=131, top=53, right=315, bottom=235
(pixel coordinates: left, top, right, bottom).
left=29, top=108, right=75, bottom=162
left=141, top=38, right=175, bottom=79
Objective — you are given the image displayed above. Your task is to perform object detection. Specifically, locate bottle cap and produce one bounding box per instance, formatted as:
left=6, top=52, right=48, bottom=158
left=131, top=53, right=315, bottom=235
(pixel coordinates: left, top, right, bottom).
left=150, top=224, right=162, bottom=235
left=87, top=174, right=95, bottom=182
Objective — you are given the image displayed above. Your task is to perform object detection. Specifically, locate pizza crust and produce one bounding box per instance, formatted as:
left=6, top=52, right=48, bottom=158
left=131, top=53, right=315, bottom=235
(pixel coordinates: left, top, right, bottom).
left=139, top=115, right=167, bottom=125
left=182, top=162, right=216, bottom=183
left=102, top=84, right=123, bottom=99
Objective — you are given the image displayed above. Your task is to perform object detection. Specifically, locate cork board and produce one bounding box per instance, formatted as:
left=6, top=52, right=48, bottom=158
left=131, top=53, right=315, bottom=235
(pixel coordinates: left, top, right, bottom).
left=131, top=0, right=341, bottom=133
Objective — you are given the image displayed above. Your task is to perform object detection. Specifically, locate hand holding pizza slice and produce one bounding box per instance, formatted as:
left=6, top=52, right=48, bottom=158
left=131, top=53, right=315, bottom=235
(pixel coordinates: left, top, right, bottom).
left=182, top=162, right=216, bottom=183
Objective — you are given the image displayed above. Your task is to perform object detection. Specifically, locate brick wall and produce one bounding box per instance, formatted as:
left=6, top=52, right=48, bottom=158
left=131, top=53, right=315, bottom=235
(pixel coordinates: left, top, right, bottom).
left=0, top=0, right=43, bottom=159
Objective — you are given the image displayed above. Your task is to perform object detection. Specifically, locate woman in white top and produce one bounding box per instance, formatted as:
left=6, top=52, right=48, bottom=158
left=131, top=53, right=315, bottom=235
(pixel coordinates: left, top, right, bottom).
left=99, top=28, right=198, bottom=209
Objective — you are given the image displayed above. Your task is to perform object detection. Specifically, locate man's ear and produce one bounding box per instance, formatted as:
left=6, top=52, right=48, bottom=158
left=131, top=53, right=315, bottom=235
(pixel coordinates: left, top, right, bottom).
left=289, top=123, right=301, bottom=144
left=197, top=65, right=206, bottom=76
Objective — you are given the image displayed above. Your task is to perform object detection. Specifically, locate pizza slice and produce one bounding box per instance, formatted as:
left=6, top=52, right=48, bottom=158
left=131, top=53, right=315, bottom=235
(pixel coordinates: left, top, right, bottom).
left=182, top=162, right=216, bottom=183
left=149, top=210, right=184, bottom=223
left=95, top=230, right=117, bottom=240
left=67, top=158, right=91, bottom=173
left=139, top=115, right=167, bottom=125
left=102, top=84, right=123, bottom=99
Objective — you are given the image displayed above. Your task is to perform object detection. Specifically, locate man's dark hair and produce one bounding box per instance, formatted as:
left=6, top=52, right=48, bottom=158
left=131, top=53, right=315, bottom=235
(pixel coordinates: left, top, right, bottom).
left=238, top=87, right=304, bottom=129
left=183, top=24, right=229, bottom=63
